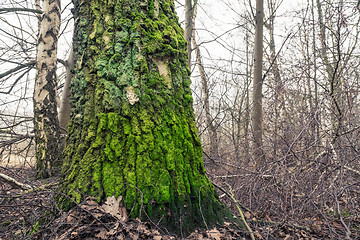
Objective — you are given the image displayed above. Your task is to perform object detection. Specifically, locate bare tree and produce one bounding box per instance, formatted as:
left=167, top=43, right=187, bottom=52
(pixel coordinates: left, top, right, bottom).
left=33, top=0, right=61, bottom=178
left=252, top=0, right=264, bottom=164
left=188, top=3, right=220, bottom=160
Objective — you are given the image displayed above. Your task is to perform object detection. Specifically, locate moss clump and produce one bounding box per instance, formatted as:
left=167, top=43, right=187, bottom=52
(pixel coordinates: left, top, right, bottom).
left=58, top=0, right=231, bottom=236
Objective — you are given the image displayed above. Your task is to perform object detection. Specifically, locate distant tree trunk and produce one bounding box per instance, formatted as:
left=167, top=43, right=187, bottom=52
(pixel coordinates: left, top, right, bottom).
left=311, top=0, right=321, bottom=146
left=191, top=4, right=219, bottom=160
left=244, top=29, right=251, bottom=162
left=192, top=39, right=220, bottom=160
left=58, top=0, right=228, bottom=236
left=185, top=0, right=193, bottom=67
left=252, top=0, right=265, bottom=164
left=266, top=0, right=286, bottom=158
left=59, top=47, right=74, bottom=132
left=34, top=0, right=61, bottom=178
left=316, top=0, right=343, bottom=142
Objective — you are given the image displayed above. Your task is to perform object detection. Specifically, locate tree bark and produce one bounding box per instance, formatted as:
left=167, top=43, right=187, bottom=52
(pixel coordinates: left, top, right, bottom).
left=58, top=47, right=74, bottom=132
left=58, top=0, right=228, bottom=235
left=34, top=0, right=61, bottom=178
left=252, top=0, right=264, bottom=164
left=184, top=0, right=193, bottom=67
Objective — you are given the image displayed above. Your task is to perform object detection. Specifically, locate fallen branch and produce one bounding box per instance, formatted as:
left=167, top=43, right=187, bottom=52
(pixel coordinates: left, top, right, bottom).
left=213, top=181, right=255, bottom=240
left=0, top=173, right=32, bottom=190
left=212, top=181, right=252, bottom=213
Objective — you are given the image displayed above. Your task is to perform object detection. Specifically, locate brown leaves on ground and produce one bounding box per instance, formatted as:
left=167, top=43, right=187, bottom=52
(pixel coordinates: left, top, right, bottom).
left=101, top=195, right=128, bottom=223
left=1, top=167, right=359, bottom=240
left=49, top=197, right=247, bottom=240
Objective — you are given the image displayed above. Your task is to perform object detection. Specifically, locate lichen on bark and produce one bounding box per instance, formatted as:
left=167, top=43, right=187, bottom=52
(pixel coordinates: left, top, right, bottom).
left=58, top=0, right=229, bottom=235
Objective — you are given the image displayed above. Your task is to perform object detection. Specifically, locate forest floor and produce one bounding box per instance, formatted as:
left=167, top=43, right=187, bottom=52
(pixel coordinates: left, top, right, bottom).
left=0, top=166, right=359, bottom=240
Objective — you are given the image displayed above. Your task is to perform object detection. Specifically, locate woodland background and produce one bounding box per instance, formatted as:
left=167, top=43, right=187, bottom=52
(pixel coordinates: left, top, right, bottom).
left=0, top=0, right=359, bottom=239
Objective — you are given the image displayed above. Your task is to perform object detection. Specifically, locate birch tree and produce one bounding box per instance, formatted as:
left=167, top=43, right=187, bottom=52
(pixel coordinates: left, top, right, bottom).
left=34, top=0, right=61, bottom=178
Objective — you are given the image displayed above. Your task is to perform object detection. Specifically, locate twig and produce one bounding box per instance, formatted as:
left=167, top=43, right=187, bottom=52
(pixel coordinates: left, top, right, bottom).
left=212, top=181, right=252, bottom=213
left=129, top=184, right=167, bottom=235
left=198, top=185, right=209, bottom=231
left=0, top=8, right=43, bottom=14
left=248, top=219, right=308, bottom=231
left=334, top=194, right=352, bottom=240
left=56, top=193, right=110, bottom=231
left=223, top=183, right=255, bottom=240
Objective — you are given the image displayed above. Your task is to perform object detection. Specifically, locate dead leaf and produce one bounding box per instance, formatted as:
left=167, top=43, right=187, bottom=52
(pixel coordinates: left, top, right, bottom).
left=129, top=232, right=139, bottom=240
left=66, top=214, right=77, bottom=223
left=107, top=222, right=119, bottom=235
left=224, top=221, right=231, bottom=227
left=137, top=223, right=151, bottom=235
left=81, top=198, right=100, bottom=212
left=284, top=234, right=291, bottom=240
left=95, top=228, right=108, bottom=239
left=206, top=228, right=221, bottom=240
left=101, top=195, right=128, bottom=222
left=254, top=230, right=263, bottom=239
left=117, top=234, right=125, bottom=240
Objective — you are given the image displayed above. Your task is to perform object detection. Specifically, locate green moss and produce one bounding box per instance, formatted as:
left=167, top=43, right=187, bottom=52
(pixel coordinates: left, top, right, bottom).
left=58, top=0, right=231, bottom=236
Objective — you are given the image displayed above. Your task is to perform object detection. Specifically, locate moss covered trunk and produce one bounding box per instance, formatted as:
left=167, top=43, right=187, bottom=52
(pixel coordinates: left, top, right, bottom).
left=59, top=0, right=227, bottom=235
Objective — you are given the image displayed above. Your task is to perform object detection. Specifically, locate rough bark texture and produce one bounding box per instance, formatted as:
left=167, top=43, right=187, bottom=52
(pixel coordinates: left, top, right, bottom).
left=252, top=0, right=264, bottom=164
left=58, top=0, right=228, bottom=235
left=34, top=0, right=61, bottom=178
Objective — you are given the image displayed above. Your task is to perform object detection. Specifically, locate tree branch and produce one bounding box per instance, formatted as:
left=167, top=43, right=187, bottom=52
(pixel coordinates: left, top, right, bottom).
left=0, top=173, right=32, bottom=190
left=0, top=8, right=43, bottom=15
left=0, top=61, right=35, bottom=79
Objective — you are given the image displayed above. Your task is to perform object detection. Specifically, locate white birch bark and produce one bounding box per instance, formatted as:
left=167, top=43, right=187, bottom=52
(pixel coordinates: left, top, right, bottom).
left=34, top=0, right=61, bottom=178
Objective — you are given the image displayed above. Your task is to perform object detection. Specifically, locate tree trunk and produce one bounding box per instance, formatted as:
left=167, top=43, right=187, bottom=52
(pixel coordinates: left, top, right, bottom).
left=191, top=4, right=219, bottom=160
left=311, top=0, right=321, bottom=146
left=252, top=0, right=264, bottom=164
left=58, top=47, right=74, bottom=132
left=244, top=29, right=251, bottom=162
left=316, top=0, right=343, bottom=143
left=266, top=0, right=286, bottom=158
left=184, top=0, right=193, bottom=67
left=34, top=0, right=61, bottom=178
left=58, top=0, right=228, bottom=235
